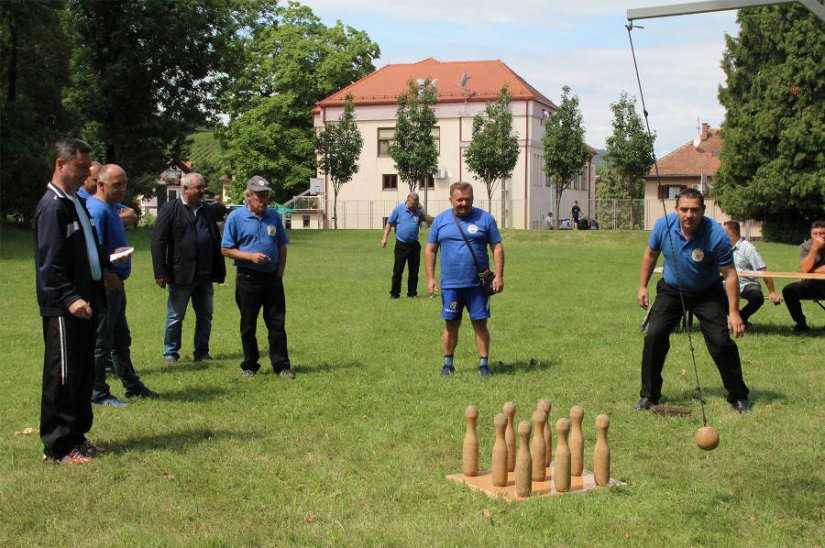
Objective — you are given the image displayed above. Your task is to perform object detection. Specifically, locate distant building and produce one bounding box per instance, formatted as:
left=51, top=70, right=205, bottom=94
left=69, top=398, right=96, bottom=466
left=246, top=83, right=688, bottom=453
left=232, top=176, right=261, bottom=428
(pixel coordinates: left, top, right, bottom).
left=643, top=123, right=761, bottom=237
left=313, top=58, right=596, bottom=229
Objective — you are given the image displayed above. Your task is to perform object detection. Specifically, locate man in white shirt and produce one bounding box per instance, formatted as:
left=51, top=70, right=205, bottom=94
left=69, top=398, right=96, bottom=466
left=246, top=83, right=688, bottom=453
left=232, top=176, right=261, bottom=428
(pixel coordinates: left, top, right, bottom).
left=723, top=221, right=781, bottom=329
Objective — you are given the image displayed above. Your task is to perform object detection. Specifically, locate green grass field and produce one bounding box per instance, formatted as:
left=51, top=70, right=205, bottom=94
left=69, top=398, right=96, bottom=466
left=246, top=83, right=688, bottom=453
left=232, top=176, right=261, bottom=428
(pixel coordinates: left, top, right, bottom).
left=1, top=225, right=823, bottom=546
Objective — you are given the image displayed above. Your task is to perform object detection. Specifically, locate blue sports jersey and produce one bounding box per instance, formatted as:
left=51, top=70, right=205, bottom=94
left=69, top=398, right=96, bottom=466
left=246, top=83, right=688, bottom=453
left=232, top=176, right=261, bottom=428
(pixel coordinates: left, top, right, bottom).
left=428, top=207, right=502, bottom=289
left=86, top=196, right=131, bottom=278
left=221, top=206, right=289, bottom=273
left=649, top=213, right=732, bottom=293
left=387, top=203, right=425, bottom=243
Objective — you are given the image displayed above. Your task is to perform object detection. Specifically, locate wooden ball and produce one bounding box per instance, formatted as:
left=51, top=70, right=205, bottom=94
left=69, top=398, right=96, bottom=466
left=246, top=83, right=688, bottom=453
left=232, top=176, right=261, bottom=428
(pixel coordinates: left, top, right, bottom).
left=695, top=426, right=720, bottom=451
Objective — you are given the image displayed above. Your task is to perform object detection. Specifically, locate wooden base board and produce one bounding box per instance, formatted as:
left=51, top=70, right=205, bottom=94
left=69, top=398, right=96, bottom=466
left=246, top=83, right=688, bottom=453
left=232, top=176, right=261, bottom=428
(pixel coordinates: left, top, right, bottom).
left=447, top=463, right=625, bottom=501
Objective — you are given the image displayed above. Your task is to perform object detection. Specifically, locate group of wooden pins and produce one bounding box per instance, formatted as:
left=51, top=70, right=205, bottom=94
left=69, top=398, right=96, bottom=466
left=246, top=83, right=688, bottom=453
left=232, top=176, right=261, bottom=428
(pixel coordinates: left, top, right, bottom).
left=463, top=401, right=610, bottom=497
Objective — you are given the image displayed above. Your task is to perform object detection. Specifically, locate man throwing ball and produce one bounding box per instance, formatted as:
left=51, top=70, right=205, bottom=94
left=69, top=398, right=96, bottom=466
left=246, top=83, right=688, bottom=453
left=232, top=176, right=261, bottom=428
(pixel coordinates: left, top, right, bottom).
left=425, top=182, right=504, bottom=378
left=637, top=188, right=750, bottom=413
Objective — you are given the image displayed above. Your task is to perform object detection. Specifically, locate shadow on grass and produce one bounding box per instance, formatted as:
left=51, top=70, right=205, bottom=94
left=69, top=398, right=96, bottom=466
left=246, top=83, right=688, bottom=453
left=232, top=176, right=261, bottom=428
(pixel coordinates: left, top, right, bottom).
left=293, top=360, right=362, bottom=374
left=744, top=324, right=825, bottom=336
left=666, top=386, right=785, bottom=406
left=110, top=427, right=255, bottom=453
left=493, top=357, right=558, bottom=375
left=154, top=384, right=229, bottom=402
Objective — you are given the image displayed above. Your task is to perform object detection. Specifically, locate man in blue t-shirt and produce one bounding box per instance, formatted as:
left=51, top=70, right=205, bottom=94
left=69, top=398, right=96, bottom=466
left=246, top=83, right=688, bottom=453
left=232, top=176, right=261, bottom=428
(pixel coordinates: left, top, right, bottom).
left=79, top=161, right=138, bottom=227
left=425, top=182, right=504, bottom=378
left=221, top=176, right=294, bottom=379
left=381, top=192, right=433, bottom=298
left=636, top=188, right=750, bottom=413
left=87, top=164, right=159, bottom=406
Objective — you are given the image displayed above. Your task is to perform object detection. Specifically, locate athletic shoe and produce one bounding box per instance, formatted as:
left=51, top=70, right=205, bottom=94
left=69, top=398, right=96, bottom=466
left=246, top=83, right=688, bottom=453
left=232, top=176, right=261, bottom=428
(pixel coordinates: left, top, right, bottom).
left=440, top=365, right=455, bottom=377
left=732, top=399, right=751, bottom=413
left=163, top=356, right=178, bottom=365
left=125, top=386, right=160, bottom=399
left=43, top=449, right=94, bottom=465
left=78, top=439, right=107, bottom=457
left=93, top=395, right=128, bottom=408
left=792, top=323, right=810, bottom=334
left=242, top=369, right=256, bottom=377
left=278, top=369, right=296, bottom=379
left=478, top=365, right=493, bottom=378
left=193, top=354, right=213, bottom=363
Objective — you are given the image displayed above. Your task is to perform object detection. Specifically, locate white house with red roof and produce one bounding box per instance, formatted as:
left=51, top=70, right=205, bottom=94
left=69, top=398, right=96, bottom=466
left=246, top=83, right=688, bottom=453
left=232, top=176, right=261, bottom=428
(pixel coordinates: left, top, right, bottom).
left=642, top=123, right=761, bottom=237
left=312, top=58, right=596, bottom=230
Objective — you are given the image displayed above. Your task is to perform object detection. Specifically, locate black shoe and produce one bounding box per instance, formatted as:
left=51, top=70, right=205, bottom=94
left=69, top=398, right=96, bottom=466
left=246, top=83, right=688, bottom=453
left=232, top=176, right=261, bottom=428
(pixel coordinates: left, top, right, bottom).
left=732, top=399, right=751, bottom=413
left=792, top=323, right=810, bottom=334
left=478, top=365, right=493, bottom=378
left=407, top=294, right=418, bottom=298
left=193, top=354, right=213, bottom=362
left=277, top=369, right=296, bottom=379
left=125, top=386, right=160, bottom=399
left=390, top=294, right=400, bottom=299
left=634, top=397, right=658, bottom=410
left=440, top=365, right=455, bottom=377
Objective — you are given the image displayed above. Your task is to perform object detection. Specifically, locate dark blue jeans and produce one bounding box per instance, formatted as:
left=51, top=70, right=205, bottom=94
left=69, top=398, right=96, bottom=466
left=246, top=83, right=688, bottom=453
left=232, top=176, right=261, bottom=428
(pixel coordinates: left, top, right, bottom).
left=92, top=286, right=143, bottom=401
left=163, top=276, right=214, bottom=361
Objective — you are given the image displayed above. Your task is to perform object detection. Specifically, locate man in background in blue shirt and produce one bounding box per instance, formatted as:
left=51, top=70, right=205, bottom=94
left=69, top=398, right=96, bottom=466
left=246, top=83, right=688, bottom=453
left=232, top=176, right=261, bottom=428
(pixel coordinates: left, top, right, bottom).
left=221, top=176, right=295, bottom=379
left=637, top=188, right=750, bottom=413
left=78, top=161, right=138, bottom=227
left=87, top=164, right=159, bottom=405
left=425, top=182, right=504, bottom=378
left=381, top=192, right=433, bottom=299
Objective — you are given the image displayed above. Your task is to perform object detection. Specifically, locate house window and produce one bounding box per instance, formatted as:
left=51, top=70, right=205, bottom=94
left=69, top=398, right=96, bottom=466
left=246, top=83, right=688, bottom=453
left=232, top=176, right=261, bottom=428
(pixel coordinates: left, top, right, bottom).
left=657, top=185, right=686, bottom=199
left=423, top=176, right=435, bottom=189
left=378, top=128, right=394, bottom=156
left=302, top=215, right=310, bottom=228
left=432, top=127, right=440, bottom=154
left=382, top=174, right=398, bottom=190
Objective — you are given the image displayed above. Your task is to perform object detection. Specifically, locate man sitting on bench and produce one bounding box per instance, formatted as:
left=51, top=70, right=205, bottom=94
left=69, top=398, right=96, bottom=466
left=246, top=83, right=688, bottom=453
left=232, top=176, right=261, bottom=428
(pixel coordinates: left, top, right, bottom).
left=782, top=220, right=825, bottom=333
left=723, top=221, right=781, bottom=330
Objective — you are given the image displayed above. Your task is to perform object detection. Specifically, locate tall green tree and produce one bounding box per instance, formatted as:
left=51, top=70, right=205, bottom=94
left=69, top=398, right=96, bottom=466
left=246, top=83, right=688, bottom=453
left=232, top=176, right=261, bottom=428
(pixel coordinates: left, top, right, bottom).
left=316, top=94, right=363, bottom=229
left=389, top=79, right=438, bottom=196
left=464, top=85, right=520, bottom=227
left=0, top=0, right=71, bottom=223
left=543, top=86, right=590, bottom=228
left=714, top=4, right=825, bottom=242
left=599, top=91, right=655, bottom=229
left=218, top=2, right=379, bottom=200
left=186, top=131, right=231, bottom=194
left=61, top=0, right=252, bottom=200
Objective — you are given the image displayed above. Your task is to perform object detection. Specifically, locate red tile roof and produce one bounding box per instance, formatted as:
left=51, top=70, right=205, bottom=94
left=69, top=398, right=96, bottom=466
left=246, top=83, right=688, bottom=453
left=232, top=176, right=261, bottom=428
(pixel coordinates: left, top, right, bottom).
left=649, top=125, right=723, bottom=176
left=315, top=58, right=557, bottom=111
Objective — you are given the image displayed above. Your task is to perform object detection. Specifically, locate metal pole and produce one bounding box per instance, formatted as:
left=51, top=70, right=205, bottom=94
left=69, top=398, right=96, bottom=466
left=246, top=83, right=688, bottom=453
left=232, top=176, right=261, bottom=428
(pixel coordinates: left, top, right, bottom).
left=627, top=0, right=825, bottom=23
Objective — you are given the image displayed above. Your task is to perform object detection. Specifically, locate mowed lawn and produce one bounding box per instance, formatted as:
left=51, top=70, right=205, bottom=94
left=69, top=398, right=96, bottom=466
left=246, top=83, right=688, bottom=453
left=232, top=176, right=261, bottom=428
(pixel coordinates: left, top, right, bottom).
left=1, top=225, right=823, bottom=546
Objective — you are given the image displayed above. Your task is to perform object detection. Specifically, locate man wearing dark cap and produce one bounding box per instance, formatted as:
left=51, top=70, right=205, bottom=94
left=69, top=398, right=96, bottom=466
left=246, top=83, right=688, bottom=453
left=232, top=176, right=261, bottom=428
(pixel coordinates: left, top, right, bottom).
left=221, top=176, right=295, bottom=378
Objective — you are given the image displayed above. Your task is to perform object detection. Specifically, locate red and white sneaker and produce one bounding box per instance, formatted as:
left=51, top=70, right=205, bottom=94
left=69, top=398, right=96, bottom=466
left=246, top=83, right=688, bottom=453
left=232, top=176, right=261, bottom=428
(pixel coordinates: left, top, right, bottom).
left=42, top=449, right=94, bottom=464
left=79, top=439, right=107, bottom=457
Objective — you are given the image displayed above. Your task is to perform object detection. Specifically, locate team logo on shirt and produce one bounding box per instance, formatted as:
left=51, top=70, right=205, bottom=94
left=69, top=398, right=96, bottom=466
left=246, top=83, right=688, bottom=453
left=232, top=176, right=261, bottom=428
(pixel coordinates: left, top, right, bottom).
left=691, top=248, right=705, bottom=262
left=449, top=301, right=457, bottom=310
left=467, top=224, right=479, bottom=234
left=266, top=224, right=277, bottom=236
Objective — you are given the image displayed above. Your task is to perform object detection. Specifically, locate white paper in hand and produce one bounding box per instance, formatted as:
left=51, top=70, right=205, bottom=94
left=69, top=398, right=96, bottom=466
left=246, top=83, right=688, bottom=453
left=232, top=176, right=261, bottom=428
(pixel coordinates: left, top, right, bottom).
left=110, top=247, right=134, bottom=262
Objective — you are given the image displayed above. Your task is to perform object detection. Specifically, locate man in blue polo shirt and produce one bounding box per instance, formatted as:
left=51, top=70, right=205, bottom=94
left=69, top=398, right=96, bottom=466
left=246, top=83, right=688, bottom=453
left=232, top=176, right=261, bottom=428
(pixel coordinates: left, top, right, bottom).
left=87, top=164, right=159, bottom=405
left=425, top=182, right=504, bottom=377
left=381, top=192, right=434, bottom=298
left=221, top=176, right=294, bottom=379
left=636, top=188, right=750, bottom=413
left=79, top=161, right=138, bottom=227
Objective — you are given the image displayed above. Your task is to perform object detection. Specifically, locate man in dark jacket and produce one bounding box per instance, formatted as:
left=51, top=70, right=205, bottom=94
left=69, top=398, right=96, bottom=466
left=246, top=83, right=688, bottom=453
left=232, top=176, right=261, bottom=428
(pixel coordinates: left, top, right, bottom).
left=151, top=172, right=226, bottom=364
left=33, top=138, right=119, bottom=463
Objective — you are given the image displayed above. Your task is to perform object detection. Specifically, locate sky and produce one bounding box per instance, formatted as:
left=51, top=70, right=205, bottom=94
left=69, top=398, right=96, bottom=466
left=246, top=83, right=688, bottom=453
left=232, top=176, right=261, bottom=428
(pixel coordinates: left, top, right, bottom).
left=299, top=0, right=741, bottom=156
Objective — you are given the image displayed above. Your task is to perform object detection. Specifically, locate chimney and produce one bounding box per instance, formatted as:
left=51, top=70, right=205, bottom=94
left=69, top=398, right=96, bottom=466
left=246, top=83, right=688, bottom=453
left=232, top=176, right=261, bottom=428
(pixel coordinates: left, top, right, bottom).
left=701, top=122, right=711, bottom=141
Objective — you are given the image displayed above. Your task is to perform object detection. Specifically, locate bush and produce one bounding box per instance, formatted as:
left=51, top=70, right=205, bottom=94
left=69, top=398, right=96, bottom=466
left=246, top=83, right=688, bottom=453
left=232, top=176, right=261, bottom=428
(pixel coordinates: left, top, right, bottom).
left=139, top=213, right=156, bottom=228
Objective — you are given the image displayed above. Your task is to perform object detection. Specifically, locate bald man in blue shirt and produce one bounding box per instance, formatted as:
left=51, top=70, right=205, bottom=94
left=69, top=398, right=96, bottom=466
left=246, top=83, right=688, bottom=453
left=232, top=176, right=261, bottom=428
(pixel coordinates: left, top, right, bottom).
left=636, top=188, right=750, bottom=413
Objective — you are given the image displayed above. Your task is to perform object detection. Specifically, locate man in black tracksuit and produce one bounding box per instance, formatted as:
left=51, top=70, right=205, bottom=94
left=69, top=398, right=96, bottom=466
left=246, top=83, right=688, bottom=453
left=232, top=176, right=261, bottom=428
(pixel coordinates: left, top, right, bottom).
left=33, top=139, right=115, bottom=463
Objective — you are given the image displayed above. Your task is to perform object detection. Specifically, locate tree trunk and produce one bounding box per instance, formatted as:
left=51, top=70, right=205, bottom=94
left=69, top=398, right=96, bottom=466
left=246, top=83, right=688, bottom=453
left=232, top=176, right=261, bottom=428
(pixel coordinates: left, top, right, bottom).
left=500, top=179, right=506, bottom=229
left=333, top=188, right=339, bottom=229
left=555, top=179, right=565, bottom=229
